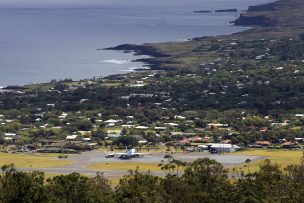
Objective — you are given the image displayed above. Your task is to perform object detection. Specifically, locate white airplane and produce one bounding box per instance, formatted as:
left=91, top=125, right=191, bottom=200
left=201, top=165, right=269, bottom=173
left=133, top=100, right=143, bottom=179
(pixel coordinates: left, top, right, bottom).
left=105, top=148, right=147, bottom=159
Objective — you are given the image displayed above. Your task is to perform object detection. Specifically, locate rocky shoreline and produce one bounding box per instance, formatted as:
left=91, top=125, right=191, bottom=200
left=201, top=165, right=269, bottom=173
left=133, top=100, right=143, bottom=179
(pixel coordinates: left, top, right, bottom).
left=232, top=14, right=276, bottom=27
left=102, top=44, right=173, bottom=71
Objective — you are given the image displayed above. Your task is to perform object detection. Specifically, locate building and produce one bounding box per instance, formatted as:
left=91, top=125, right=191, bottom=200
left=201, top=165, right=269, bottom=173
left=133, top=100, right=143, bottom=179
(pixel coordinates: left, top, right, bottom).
left=3, top=133, right=17, bottom=140
left=207, top=123, right=229, bottom=128
left=66, top=135, right=78, bottom=141
left=207, top=143, right=240, bottom=153
left=256, top=141, right=271, bottom=146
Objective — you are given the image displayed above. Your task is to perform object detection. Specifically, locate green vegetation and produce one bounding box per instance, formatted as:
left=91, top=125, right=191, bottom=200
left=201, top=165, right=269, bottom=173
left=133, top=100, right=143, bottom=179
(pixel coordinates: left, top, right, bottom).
left=2, top=156, right=304, bottom=202
left=0, top=153, right=72, bottom=168
left=3, top=0, right=304, bottom=147
left=233, top=149, right=304, bottom=172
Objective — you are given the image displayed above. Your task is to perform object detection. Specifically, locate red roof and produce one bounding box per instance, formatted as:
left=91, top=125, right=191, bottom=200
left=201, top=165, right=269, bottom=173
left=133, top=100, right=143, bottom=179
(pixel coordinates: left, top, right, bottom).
left=256, top=141, right=271, bottom=145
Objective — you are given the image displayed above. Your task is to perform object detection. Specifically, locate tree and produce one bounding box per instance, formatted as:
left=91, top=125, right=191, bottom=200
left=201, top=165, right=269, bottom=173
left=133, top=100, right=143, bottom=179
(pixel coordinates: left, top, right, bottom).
left=115, top=168, right=164, bottom=202
left=181, top=158, right=233, bottom=202
left=0, top=164, right=47, bottom=203
left=91, top=129, right=107, bottom=140
left=46, top=172, right=114, bottom=203
left=113, top=136, right=138, bottom=148
left=76, top=120, right=92, bottom=131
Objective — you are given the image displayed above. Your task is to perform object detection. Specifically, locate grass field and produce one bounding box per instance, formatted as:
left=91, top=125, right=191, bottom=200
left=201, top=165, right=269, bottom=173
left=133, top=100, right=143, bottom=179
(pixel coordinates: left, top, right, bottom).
left=0, top=153, right=73, bottom=168
left=232, top=149, right=304, bottom=172
left=87, top=162, right=160, bottom=171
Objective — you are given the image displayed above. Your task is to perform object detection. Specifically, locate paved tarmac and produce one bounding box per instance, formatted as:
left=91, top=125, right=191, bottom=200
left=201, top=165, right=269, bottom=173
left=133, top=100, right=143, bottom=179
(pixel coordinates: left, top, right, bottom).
left=17, top=150, right=262, bottom=178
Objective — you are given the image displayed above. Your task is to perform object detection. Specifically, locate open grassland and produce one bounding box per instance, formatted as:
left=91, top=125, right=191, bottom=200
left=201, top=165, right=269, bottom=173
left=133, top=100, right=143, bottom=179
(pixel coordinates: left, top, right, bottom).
left=0, top=153, right=73, bottom=168
left=232, top=149, right=304, bottom=172
left=87, top=162, right=160, bottom=171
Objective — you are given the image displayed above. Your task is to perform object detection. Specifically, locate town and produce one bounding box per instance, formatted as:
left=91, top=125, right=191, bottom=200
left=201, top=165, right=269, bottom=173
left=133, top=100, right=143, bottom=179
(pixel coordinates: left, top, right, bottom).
left=1, top=61, right=304, bottom=154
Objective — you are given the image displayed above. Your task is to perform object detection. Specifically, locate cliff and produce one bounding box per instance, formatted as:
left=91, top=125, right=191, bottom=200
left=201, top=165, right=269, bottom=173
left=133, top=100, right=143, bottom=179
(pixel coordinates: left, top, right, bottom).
left=233, top=14, right=276, bottom=27
left=103, top=44, right=168, bottom=58
left=233, top=0, right=304, bottom=27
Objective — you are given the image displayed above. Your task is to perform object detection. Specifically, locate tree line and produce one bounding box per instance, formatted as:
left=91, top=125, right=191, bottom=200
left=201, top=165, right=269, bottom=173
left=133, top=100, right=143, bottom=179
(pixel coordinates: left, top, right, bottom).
left=1, top=156, right=304, bottom=202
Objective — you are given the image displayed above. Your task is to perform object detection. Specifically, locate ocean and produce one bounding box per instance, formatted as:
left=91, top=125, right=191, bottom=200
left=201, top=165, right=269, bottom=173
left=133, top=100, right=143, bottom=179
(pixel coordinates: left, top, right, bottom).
left=0, top=0, right=272, bottom=86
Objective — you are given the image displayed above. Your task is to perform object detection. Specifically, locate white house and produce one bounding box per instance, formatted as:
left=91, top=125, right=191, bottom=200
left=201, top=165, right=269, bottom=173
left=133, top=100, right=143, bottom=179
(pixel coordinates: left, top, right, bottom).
left=135, top=126, right=149, bottom=130
left=207, top=143, right=240, bottom=153
left=174, top=115, right=186, bottom=120
left=4, top=133, right=17, bottom=140
left=165, top=123, right=179, bottom=127
left=155, top=126, right=167, bottom=130
left=295, top=114, right=304, bottom=117
left=66, top=135, right=78, bottom=141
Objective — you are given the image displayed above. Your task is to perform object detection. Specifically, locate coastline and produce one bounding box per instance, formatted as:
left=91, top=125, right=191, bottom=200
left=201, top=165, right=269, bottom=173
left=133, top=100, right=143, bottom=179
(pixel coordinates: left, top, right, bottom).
left=103, top=0, right=279, bottom=74
left=2, top=0, right=281, bottom=89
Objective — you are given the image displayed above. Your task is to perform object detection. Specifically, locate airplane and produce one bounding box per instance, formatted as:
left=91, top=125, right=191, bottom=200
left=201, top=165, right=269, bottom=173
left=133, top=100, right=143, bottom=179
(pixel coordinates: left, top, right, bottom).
left=105, top=148, right=147, bottom=159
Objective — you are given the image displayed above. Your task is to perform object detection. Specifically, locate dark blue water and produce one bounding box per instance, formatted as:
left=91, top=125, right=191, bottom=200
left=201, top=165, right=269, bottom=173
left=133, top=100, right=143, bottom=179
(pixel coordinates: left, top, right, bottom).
left=0, top=0, right=272, bottom=86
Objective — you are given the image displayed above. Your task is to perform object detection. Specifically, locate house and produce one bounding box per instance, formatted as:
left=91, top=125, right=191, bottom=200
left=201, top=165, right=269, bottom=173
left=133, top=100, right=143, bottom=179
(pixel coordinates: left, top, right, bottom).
left=135, top=126, right=149, bottom=130
left=271, top=122, right=288, bottom=127
left=207, top=143, right=240, bottom=153
left=171, top=132, right=197, bottom=137
left=78, top=131, right=91, bottom=136
left=104, top=119, right=122, bottom=127
left=165, top=123, right=179, bottom=127
left=179, top=136, right=202, bottom=144
left=66, top=135, right=78, bottom=141
left=256, top=141, right=271, bottom=146
left=82, top=137, right=91, bottom=141
left=106, top=131, right=122, bottom=138
left=295, top=114, right=304, bottom=117
left=104, top=119, right=122, bottom=123
left=3, top=133, right=17, bottom=140
left=188, top=136, right=202, bottom=142
left=222, top=140, right=231, bottom=144
left=58, top=113, right=68, bottom=119
left=281, top=142, right=297, bottom=149
left=138, top=140, right=148, bottom=144
left=207, top=123, right=229, bottom=128
left=174, top=115, right=186, bottom=120
left=155, top=126, right=167, bottom=130
left=129, top=94, right=153, bottom=98
left=47, top=104, right=55, bottom=107
left=122, top=124, right=134, bottom=128
left=259, top=127, right=268, bottom=132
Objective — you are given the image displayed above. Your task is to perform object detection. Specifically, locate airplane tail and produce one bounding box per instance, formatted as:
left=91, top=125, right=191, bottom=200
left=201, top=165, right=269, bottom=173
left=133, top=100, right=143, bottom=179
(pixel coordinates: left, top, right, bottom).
left=127, top=148, right=136, bottom=156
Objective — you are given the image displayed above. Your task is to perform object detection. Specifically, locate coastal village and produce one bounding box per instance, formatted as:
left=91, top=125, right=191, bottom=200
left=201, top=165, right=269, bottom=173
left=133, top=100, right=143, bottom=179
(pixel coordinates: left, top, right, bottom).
left=2, top=14, right=304, bottom=154
left=1, top=0, right=304, bottom=202
left=1, top=59, right=304, bottom=154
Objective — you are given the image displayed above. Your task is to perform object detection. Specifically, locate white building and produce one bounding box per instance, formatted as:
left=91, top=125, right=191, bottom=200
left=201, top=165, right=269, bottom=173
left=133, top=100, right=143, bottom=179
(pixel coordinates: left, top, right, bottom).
left=66, top=135, right=78, bottom=141
left=207, top=143, right=240, bottom=153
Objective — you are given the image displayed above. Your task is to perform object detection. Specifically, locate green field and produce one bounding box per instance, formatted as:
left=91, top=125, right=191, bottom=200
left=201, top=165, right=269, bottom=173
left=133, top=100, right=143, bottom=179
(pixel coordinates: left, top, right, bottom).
left=232, top=149, right=304, bottom=172
left=0, top=153, right=73, bottom=168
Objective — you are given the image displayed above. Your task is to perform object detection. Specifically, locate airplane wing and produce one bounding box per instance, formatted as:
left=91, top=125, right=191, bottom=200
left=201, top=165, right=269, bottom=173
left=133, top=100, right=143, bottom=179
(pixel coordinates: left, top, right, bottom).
left=105, top=148, right=148, bottom=158
left=132, top=152, right=147, bottom=155
left=105, top=151, right=127, bottom=158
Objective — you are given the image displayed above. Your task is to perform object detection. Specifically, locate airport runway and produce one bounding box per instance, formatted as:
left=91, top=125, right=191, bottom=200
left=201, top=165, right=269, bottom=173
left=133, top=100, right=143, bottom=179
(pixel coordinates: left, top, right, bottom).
left=17, top=150, right=263, bottom=178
